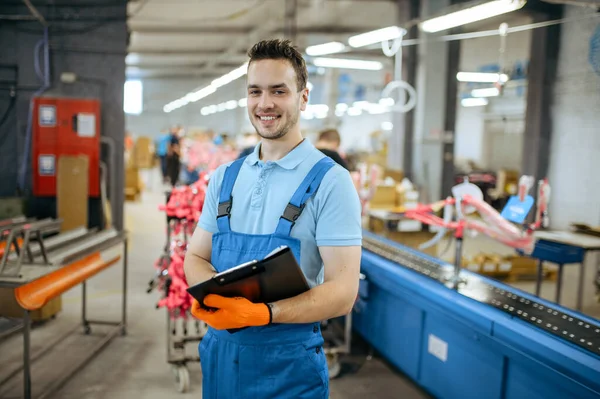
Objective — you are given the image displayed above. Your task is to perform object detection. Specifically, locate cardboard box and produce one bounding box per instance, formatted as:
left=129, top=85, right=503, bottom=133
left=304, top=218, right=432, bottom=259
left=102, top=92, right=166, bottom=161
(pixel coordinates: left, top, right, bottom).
left=134, top=137, right=154, bottom=169
left=505, top=255, right=538, bottom=273
left=368, top=217, right=437, bottom=256
left=369, top=185, right=397, bottom=209
left=0, top=287, right=61, bottom=321
left=57, top=156, right=89, bottom=232
left=384, top=169, right=404, bottom=183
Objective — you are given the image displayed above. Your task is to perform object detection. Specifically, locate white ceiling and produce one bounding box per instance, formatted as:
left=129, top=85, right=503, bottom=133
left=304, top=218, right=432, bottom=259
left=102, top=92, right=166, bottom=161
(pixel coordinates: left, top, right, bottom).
left=126, top=0, right=399, bottom=79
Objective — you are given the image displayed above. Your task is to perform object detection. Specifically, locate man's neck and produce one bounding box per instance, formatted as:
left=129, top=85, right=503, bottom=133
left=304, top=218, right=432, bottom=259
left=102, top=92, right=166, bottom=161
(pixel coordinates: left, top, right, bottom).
left=259, top=130, right=304, bottom=162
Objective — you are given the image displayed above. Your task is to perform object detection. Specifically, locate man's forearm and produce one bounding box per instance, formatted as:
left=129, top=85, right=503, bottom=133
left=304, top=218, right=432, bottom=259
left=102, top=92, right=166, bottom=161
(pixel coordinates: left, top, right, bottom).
left=269, top=281, right=356, bottom=324
left=183, top=254, right=217, bottom=287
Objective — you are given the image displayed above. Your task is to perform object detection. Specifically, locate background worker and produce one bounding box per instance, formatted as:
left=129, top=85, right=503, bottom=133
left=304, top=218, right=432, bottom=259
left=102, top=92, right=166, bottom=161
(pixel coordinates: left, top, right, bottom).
left=154, top=129, right=170, bottom=183
left=315, top=128, right=350, bottom=170
left=183, top=39, right=362, bottom=399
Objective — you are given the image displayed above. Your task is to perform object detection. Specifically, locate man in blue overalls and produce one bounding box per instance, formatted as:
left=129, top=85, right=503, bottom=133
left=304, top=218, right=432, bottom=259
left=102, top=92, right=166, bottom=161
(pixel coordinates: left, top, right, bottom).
left=184, top=39, right=363, bottom=398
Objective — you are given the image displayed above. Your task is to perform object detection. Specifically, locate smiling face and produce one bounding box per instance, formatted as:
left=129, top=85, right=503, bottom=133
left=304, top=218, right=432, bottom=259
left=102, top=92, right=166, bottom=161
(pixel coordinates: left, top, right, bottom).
left=246, top=59, right=308, bottom=140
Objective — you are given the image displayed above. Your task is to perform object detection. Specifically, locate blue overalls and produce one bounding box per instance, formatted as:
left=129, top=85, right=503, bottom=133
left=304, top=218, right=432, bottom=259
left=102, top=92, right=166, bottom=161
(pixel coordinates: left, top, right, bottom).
left=199, top=155, right=335, bottom=399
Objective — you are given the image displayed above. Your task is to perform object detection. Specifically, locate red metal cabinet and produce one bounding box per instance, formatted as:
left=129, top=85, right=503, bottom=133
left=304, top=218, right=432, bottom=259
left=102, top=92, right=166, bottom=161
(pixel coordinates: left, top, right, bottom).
left=32, top=97, right=100, bottom=197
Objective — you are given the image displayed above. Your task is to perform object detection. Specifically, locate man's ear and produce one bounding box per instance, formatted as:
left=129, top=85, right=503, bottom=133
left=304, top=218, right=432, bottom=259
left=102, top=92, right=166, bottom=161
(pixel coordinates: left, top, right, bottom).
left=300, top=88, right=309, bottom=111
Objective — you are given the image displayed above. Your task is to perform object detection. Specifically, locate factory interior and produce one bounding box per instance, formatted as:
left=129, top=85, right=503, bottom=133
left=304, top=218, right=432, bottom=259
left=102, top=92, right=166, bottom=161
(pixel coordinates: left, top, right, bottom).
left=1, top=0, right=600, bottom=398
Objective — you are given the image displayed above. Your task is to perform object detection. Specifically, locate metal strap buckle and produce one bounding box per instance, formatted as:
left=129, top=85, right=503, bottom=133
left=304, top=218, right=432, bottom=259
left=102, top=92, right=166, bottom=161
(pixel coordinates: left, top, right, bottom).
left=282, top=203, right=304, bottom=223
left=217, top=199, right=232, bottom=218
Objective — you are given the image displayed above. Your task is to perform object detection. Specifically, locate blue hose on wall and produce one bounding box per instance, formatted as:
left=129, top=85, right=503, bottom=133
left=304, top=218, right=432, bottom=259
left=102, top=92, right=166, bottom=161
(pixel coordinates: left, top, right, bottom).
left=17, top=27, right=51, bottom=195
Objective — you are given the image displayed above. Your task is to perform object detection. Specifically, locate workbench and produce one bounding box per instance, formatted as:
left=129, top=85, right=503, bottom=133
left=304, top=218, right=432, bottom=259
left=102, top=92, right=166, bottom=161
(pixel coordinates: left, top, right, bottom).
left=0, top=218, right=128, bottom=399
left=532, top=230, right=600, bottom=310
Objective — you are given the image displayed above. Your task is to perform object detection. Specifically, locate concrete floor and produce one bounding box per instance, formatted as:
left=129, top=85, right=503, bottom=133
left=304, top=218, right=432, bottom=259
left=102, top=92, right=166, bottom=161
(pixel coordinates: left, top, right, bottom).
left=0, top=168, right=598, bottom=398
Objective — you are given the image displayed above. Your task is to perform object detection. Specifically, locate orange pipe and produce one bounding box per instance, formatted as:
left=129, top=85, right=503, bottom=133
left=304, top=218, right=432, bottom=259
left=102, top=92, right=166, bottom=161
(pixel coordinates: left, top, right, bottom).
left=0, top=237, right=24, bottom=258
left=15, top=252, right=121, bottom=311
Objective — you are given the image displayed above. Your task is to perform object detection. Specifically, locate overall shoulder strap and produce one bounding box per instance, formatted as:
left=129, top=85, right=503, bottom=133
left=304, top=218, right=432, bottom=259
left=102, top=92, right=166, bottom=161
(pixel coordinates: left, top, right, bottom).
left=275, top=157, right=336, bottom=236
left=216, top=157, right=246, bottom=233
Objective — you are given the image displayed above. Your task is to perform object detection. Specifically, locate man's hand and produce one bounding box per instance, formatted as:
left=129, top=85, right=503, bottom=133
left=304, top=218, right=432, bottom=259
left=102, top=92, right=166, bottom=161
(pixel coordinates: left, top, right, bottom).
left=190, top=295, right=271, bottom=330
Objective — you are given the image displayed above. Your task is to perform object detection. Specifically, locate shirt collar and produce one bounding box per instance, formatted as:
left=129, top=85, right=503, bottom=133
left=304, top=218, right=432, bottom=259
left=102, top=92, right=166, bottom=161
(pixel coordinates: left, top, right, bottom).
left=243, top=139, right=313, bottom=170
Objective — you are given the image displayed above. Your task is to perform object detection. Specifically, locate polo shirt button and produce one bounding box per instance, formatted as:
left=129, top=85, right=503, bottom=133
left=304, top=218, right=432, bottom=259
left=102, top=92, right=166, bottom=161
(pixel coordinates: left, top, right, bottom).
left=313, top=325, right=318, bottom=333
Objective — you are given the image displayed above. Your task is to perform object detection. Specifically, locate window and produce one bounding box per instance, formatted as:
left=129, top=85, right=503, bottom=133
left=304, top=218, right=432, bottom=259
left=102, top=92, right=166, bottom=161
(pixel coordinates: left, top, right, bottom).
left=124, top=80, right=143, bottom=115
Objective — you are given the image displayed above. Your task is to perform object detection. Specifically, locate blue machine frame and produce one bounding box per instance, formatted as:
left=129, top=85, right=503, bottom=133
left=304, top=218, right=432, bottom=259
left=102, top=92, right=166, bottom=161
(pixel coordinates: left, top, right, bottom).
left=354, top=231, right=600, bottom=399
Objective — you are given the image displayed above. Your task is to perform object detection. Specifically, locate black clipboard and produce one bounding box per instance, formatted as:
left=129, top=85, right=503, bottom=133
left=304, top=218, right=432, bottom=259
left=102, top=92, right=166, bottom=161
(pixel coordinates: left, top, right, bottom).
left=186, top=246, right=310, bottom=326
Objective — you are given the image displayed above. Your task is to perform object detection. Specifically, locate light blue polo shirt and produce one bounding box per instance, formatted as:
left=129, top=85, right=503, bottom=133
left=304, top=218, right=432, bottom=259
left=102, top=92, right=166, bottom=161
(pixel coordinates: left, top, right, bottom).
left=198, top=139, right=363, bottom=287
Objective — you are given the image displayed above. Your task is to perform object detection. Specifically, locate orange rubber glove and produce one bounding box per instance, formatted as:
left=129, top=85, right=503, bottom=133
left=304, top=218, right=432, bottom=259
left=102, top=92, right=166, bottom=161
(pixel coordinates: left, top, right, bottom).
left=190, top=294, right=271, bottom=330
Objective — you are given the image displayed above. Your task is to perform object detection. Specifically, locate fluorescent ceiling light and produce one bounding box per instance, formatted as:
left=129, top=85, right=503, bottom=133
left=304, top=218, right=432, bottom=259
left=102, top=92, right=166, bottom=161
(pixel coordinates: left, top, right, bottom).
left=212, top=63, right=248, bottom=88
left=379, top=97, right=395, bottom=107
left=348, top=26, right=406, bottom=48
left=238, top=98, right=247, bottom=107
left=420, top=0, right=526, bottom=33
left=335, top=103, right=348, bottom=112
left=461, top=98, right=489, bottom=107
left=471, top=87, right=500, bottom=97
left=313, top=57, right=383, bottom=71
left=347, top=107, right=362, bottom=116
left=163, top=62, right=248, bottom=113
left=457, top=72, right=509, bottom=83
left=381, top=122, right=393, bottom=131
left=306, top=42, right=346, bottom=56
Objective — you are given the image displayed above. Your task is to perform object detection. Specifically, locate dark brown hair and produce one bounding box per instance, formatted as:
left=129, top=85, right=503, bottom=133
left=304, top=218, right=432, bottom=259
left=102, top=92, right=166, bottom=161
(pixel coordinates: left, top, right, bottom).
left=247, top=39, right=308, bottom=92
left=318, top=129, right=341, bottom=145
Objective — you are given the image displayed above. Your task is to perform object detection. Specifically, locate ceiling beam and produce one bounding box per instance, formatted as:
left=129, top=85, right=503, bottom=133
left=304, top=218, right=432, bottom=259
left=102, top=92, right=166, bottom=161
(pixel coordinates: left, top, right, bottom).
left=126, top=47, right=386, bottom=58
left=127, top=49, right=232, bottom=56
left=127, top=61, right=249, bottom=68
left=125, top=71, right=224, bottom=79
left=127, top=25, right=385, bottom=35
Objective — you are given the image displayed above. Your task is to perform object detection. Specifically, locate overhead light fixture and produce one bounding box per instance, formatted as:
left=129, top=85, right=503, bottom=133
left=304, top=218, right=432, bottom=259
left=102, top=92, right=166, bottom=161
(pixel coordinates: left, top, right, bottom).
left=420, top=0, right=526, bottom=33
left=301, top=104, right=329, bottom=120
left=461, top=98, right=489, bottom=107
left=381, top=122, right=394, bottom=131
left=348, top=26, right=405, bottom=48
left=211, top=63, right=248, bottom=89
left=379, top=97, right=395, bottom=107
left=457, top=72, right=509, bottom=83
left=347, top=107, right=362, bottom=116
left=471, top=87, right=500, bottom=97
left=313, top=57, right=383, bottom=71
left=306, top=42, right=346, bottom=56
left=163, top=62, right=248, bottom=113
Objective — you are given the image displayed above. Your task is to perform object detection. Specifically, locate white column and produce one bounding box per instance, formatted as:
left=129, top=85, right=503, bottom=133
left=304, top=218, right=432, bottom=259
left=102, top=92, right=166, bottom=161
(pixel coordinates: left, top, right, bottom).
left=412, top=0, right=450, bottom=203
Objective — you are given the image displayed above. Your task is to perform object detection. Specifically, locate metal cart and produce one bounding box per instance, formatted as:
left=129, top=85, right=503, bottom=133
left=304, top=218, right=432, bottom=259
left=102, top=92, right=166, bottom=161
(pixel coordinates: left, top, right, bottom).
left=321, top=313, right=353, bottom=379
left=165, top=308, right=207, bottom=393
left=149, top=193, right=207, bottom=393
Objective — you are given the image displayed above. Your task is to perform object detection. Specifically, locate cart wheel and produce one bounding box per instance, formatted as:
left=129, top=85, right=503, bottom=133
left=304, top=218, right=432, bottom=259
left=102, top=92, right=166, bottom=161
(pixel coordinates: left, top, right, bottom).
left=327, top=353, right=341, bottom=379
left=172, top=365, right=190, bottom=393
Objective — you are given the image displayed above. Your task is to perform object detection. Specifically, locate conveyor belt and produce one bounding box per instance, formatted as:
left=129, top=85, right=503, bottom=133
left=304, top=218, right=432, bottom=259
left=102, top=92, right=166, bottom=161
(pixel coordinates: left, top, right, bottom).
left=362, top=236, right=600, bottom=357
